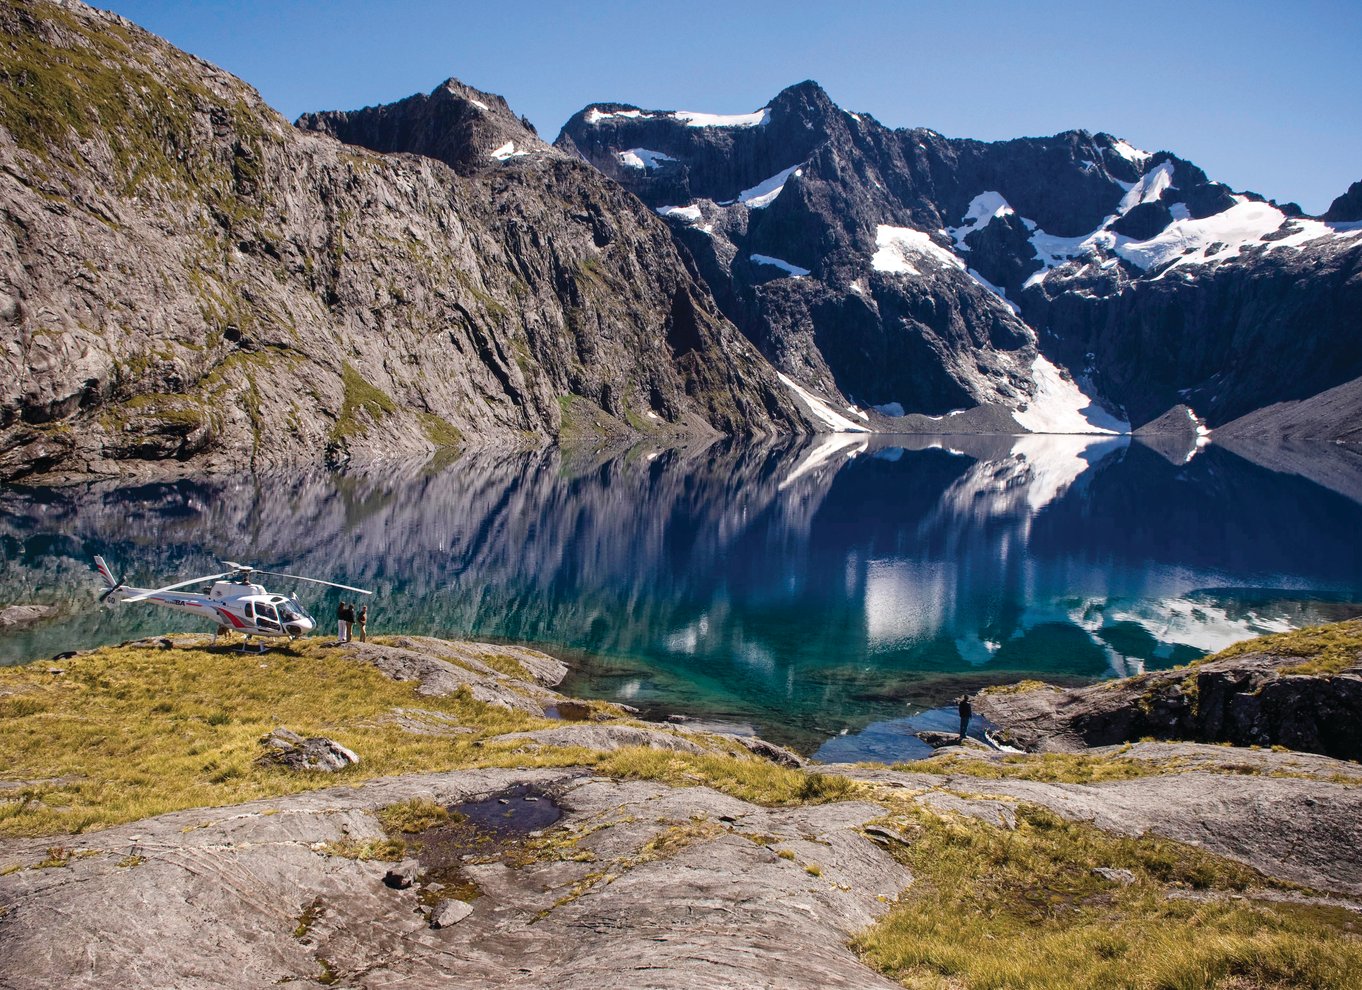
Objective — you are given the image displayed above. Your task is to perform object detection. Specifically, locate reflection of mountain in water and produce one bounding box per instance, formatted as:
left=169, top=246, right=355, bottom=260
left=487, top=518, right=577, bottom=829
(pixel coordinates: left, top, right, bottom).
left=3, top=436, right=1361, bottom=751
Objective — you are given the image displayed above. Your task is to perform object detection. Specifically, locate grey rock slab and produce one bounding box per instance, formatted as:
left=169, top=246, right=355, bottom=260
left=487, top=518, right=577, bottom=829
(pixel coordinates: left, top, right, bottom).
left=828, top=751, right=1362, bottom=896
left=339, top=640, right=559, bottom=715
left=0, top=768, right=908, bottom=990
left=489, top=723, right=713, bottom=755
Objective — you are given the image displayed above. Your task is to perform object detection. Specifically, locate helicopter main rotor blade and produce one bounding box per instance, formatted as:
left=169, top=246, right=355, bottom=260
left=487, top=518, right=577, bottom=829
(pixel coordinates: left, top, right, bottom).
left=251, top=570, right=373, bottom=595
left=121, top=572, right=237, bottom=603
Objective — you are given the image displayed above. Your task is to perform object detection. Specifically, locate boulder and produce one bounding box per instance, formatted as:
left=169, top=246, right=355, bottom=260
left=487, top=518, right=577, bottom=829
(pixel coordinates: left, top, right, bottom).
left=255, top=728, right=360, bottom=772
left=428, top=899, right=474, bottom=928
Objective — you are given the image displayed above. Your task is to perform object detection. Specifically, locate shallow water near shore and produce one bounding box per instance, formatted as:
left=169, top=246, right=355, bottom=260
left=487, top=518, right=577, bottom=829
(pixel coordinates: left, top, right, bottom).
left=3, top=434, right=1362, bottom=757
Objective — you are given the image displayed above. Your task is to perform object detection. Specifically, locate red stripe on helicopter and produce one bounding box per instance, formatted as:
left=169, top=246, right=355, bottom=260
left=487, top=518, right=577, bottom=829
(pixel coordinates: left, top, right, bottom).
left=213, top=606, right=247, bottom=629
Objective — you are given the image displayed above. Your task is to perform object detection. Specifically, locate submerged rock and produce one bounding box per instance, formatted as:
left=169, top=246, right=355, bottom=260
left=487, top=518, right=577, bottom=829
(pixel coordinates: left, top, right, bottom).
left=0, top=605, right=55, bottom=630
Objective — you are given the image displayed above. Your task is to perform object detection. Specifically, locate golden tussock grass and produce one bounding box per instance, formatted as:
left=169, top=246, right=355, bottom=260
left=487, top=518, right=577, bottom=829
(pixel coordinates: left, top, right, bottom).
left=895, top=749, right=1187, bottom=785
left=855, top=801, right=1362, bottom=990
left=0, top=638, right=856, bottom=837
left=1205, top=619, right=1362, bottom=677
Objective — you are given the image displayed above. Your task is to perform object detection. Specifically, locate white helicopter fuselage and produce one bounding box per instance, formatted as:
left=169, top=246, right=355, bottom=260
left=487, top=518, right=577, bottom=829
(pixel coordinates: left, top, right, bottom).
left=100, top=569, right=316, bottom=638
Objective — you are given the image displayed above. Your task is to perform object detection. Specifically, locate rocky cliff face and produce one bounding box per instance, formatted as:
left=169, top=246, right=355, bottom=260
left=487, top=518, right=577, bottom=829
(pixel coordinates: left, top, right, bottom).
left=976, top=624, right=1362, bottom=761
left=558, top=82, right=1362, bottom=436
left=0, top=0, right=808, bottom=483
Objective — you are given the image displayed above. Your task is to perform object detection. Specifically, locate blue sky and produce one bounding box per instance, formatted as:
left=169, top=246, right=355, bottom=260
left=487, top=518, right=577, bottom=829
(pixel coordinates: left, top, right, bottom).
left=102, top=0, right=1360, bottom=213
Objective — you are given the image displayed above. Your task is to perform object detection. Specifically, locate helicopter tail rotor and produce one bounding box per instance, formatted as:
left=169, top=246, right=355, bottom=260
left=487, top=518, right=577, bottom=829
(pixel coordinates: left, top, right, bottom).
left=93, top=555, right=126, bottom=602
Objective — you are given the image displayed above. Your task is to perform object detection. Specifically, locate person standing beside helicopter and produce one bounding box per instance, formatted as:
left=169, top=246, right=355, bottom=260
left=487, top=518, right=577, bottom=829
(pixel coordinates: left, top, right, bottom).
left=336, top=600, right=348, bottom=644
left=357, top=604, right=368, bottom=643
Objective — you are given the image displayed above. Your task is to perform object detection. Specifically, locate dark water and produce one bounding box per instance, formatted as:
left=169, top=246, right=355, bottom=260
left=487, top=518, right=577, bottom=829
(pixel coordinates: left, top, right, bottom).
left=3, top=433, right=1362, bottom=757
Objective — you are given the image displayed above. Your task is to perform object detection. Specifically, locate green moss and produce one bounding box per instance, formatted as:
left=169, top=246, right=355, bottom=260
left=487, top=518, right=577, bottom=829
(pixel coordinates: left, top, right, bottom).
left=0, top=0, right=261, bottom=201
left=453, top=270, right=507, bottom=318
left=417, top=412, right=463, bottom=449
left=330, top=361, right=397, bottom=443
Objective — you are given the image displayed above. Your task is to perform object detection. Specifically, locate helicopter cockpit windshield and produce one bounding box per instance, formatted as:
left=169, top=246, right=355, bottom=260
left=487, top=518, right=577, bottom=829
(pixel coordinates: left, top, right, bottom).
left=279, top=600, right=308, bottom=623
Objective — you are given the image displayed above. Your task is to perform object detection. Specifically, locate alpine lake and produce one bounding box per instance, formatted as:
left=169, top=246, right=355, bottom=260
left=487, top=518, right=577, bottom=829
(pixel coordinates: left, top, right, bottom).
left=4, top=432, right=1362, bottom=761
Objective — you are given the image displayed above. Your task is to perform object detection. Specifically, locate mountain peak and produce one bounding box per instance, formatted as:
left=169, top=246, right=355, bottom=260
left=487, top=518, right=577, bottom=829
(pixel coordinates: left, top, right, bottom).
left=296, top=77, right=550, bottom=174
left=1323, top=180, right=1362, bottom=222
left=769, top=79, right=839, bottom=121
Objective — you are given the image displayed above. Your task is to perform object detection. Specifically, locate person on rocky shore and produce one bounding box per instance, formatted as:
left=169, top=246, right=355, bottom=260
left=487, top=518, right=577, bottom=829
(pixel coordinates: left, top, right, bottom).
left=958, top=693, right=973, bottom=741
left=357, top=604, right=368, bottom=643
left=336, top=601, right=350, bottom=644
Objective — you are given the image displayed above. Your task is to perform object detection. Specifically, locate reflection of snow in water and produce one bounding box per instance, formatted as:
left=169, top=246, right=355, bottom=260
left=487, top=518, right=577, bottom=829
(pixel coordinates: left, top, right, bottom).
left=1109, top=598, right=1295, bottom=654
left=779, top=432, right=868, bottom=490
left=1002, top=594, right=1306, bottom=679
left=920, top=434, right=1125, bottom=547
left=955, top=635, right=1002, bottom=666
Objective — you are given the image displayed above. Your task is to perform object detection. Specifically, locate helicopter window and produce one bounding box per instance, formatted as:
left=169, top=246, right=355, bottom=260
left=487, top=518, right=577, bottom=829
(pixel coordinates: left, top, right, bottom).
left=255, top=602, right=280, bottom=631
left=279, top=604, right=302, bottom=622
left=244, top=602, right=254, bottom=619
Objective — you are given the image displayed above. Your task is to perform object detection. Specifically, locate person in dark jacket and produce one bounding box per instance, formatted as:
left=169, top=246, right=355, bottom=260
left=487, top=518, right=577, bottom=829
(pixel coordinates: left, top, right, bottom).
left=336, top=601, right=347, bottom=645
left=958, top=694, right=973, bottom=741
left=357, top=604, right=368, bottom=643
left=341, top=601, right=355, bottom=643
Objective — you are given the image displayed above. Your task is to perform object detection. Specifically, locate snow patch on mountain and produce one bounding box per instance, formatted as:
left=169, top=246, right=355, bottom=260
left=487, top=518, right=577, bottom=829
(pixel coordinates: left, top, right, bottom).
left=872, top=225, right=965, bottom=275
left=751, top=254, right=811, bottom=277
left=657, top=204, right=703, bottom=222
left=1012, top=354, right=1129, bottom=434
left=737, top=164, right=803, bottom=208
left=1024, top=226, right=1118, bottom=286
left=1118, top=198, right=1362, bottom=273
left=672, top=108, right=771, bottom=128
left=469, top=98, right=490, bottom=112
left=585, top=107, right=657, bottom=123
left=1118, top=161, right=1176, bottom=211
left=777, top=373, right=870, bottom=432
left=489, top=141, right=530, bottom=161
left=947, top=191, right=1026, bottom=253
left=619, top=148, right=677, bottom=170
left=1110, top=139, right=1152, bottom=164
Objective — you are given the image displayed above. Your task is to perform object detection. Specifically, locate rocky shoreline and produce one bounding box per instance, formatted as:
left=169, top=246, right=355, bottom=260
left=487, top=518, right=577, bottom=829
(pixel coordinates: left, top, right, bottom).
left=2, top=631, right=1362, bottom=988
left=976, top=620, right=1362, bottom=760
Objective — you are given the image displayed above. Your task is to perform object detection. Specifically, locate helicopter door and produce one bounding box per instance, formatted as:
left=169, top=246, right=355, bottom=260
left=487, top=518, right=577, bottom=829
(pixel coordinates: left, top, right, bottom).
left=254, top=602, right=281, bottom=634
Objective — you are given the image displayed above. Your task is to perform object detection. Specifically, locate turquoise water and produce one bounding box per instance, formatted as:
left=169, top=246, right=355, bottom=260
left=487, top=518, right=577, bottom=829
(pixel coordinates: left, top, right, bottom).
left=3, top=434, right=1361, bottom=756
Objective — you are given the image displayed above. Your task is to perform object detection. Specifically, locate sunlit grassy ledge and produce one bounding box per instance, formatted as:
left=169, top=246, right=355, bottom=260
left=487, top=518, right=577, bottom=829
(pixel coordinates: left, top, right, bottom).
left=2, top=632, right=1362, bottom=989
left=0, top=634, right=845, bottom=836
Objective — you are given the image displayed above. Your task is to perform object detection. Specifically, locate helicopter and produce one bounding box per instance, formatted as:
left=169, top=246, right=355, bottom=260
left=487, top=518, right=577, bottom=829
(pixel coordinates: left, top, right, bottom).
left=94, top=555, right=372, bottom=651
